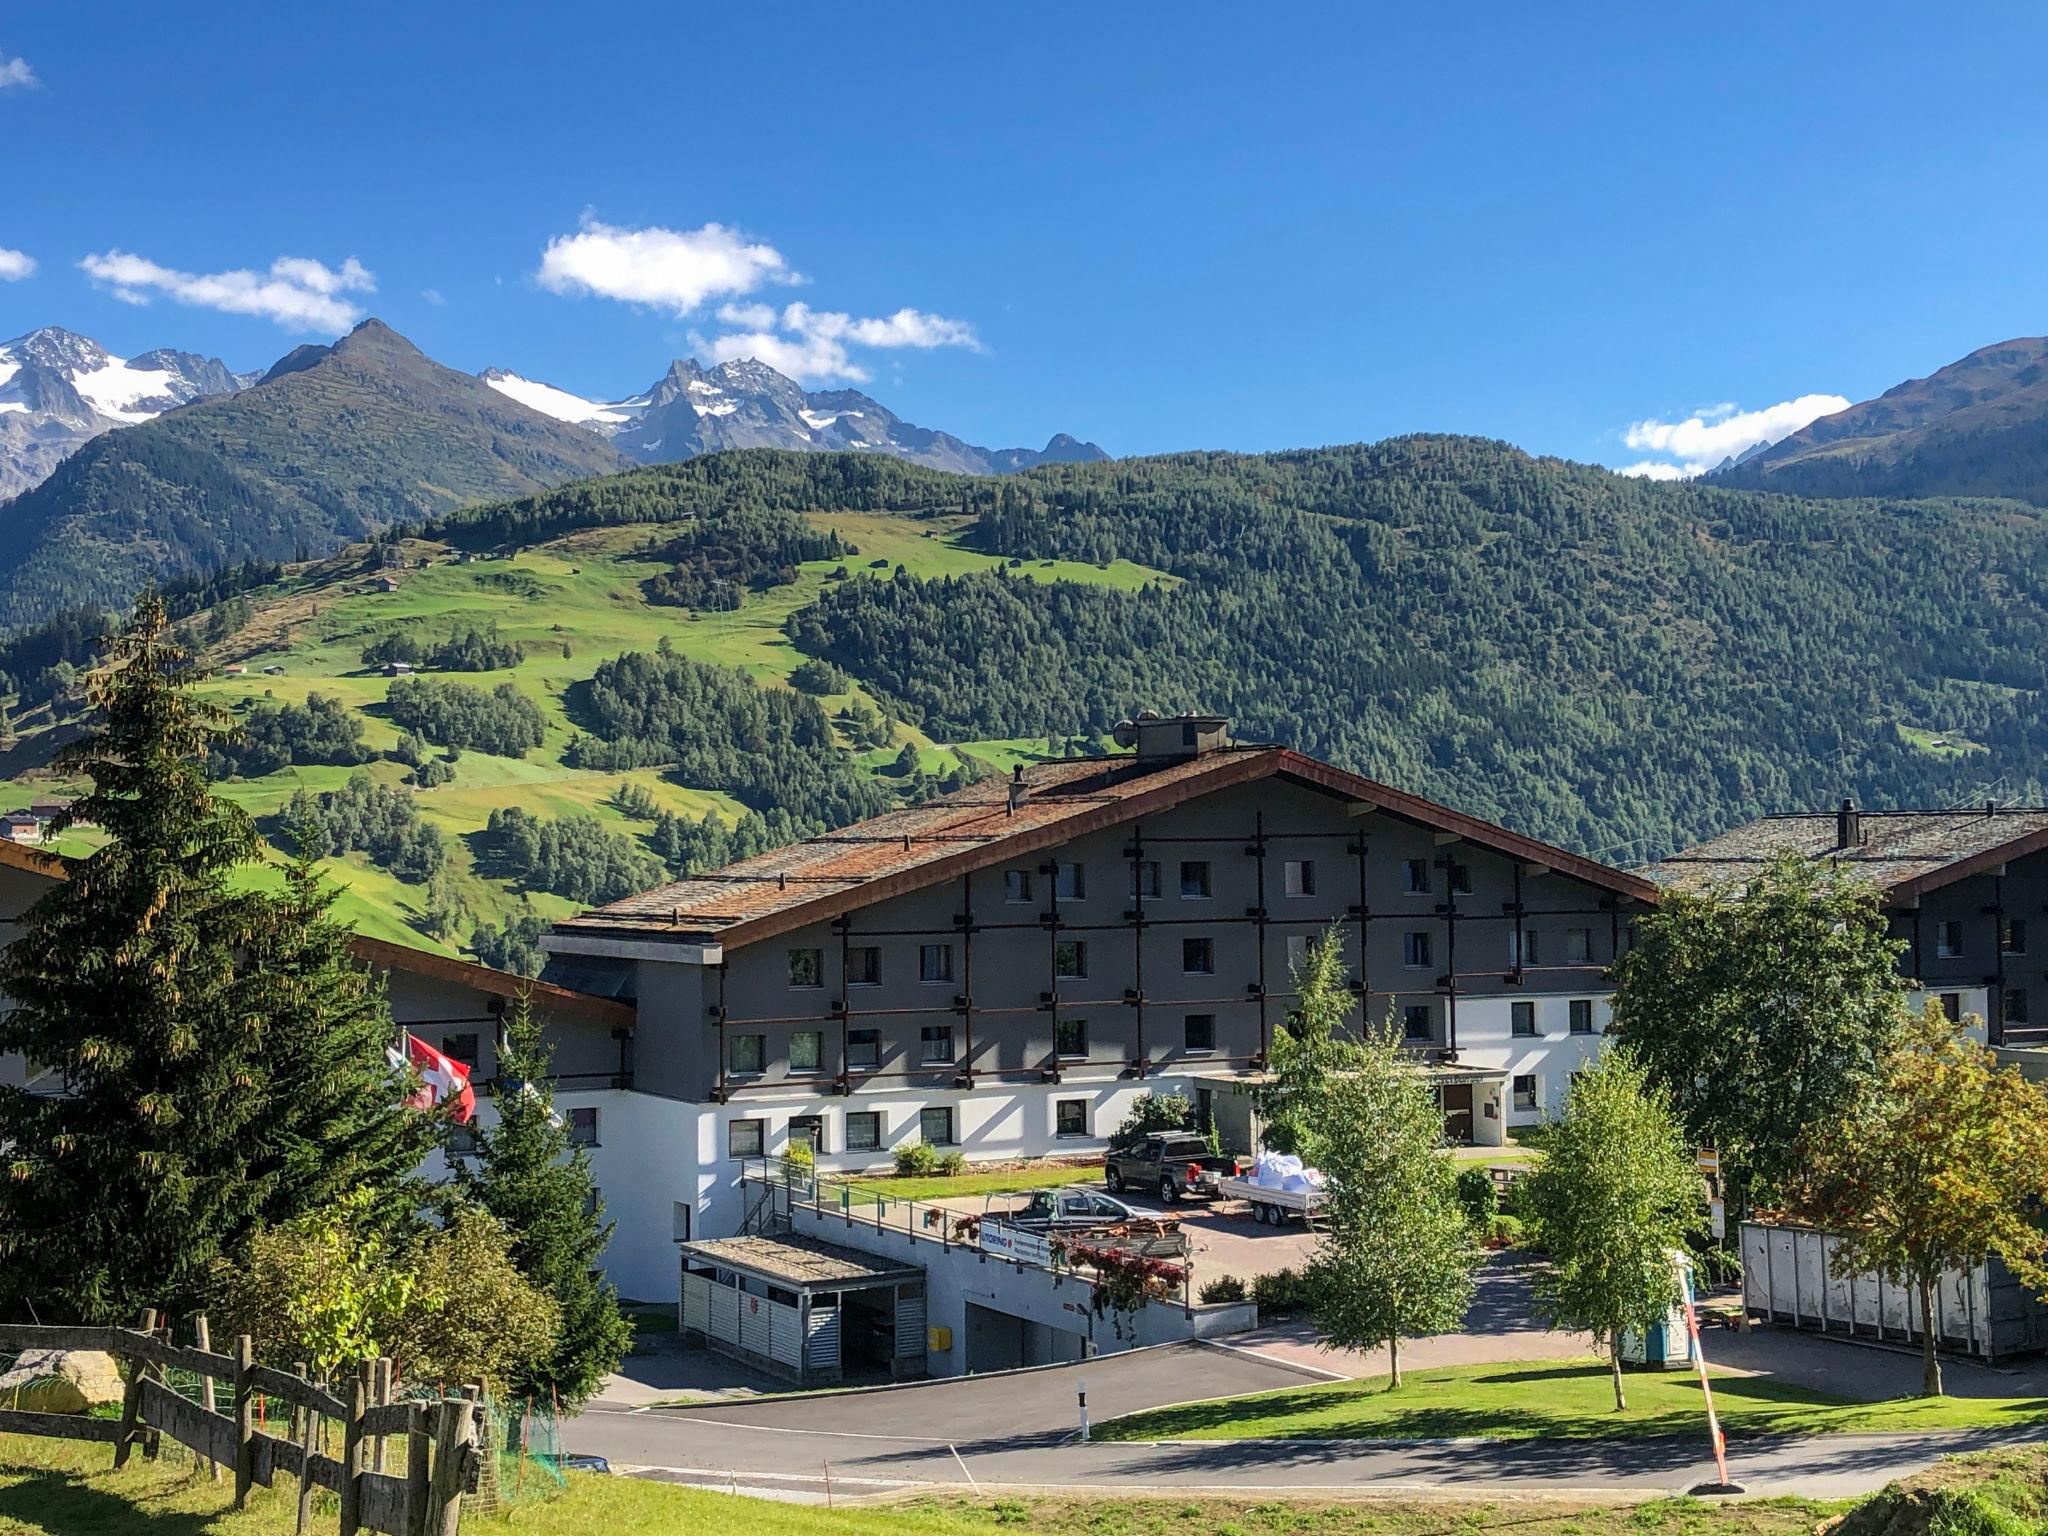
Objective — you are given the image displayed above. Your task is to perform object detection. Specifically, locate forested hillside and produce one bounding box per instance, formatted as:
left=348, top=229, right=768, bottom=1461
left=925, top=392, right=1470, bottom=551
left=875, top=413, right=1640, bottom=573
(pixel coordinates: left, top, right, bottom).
left=3, top=440, right=2042, bottom=954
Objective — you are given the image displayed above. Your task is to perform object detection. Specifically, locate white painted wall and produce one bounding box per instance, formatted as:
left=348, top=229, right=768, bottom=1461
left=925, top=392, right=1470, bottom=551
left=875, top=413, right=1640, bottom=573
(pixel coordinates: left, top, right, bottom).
left=1448, top=990, right=1612, bottom=1123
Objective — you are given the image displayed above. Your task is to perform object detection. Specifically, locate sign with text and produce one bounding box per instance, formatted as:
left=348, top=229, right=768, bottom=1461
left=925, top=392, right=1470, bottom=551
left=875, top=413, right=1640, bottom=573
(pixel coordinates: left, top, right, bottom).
left=980, top=1221, right=1054, bottom=1267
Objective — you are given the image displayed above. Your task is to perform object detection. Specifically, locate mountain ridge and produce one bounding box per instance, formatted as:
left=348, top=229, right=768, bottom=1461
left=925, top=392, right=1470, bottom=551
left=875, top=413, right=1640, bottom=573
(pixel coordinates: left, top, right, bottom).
left=481, top=354, right=1108, bottom=475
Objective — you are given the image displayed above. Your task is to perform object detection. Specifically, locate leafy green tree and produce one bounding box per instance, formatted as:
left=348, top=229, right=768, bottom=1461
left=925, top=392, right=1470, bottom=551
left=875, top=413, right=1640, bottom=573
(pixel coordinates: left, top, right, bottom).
left=1302, top=1019, right=1477, bottom=1387
left=454, top=996, right=632, bottom=1407
left=1109, top=1091, right=1196, bottom=1150
left=393, top=1206, right=561, bottom=1391
left=1520, top=1053, right=1703, bottom=1409
left=1257, top=926, right=1362, bottom=1161
left=1609, top=853, right=1906, bottom=1228
left=1797, top=1002, right=2048, bottom=1396
left=0, top=593, right=270, bottom=1321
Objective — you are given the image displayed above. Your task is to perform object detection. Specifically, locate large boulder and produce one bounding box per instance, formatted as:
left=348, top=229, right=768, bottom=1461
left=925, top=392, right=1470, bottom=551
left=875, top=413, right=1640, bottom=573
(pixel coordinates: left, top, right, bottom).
left=0, top=1349, right=126, bottom=1414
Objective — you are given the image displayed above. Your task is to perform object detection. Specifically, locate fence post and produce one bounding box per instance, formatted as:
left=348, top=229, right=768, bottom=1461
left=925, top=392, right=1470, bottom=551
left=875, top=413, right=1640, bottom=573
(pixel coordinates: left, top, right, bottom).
left=233, top=1335, right=256, bottom=1509
left=339, top=1360, right=370, bottom=1536
left=113, top=1307, right=157, bottom=1469
left=372, top=1358, right=392, bottom=1473
left=404, top=1402, right=431, bottom=1536
left=428, top=1389, right=478, bottom=1536
left=194, top=1314, right=223, bottom=1483
left=295, top=1375, right=317, bottom=1536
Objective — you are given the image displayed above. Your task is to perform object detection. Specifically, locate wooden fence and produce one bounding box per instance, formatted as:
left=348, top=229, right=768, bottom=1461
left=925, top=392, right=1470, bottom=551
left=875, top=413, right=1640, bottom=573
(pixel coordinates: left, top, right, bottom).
left=0, top=1312, right=481, bottom=1536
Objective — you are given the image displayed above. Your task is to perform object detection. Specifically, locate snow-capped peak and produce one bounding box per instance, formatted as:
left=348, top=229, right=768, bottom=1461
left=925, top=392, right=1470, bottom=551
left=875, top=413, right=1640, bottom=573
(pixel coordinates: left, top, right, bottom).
left=479, top=368, right=645, bottom=427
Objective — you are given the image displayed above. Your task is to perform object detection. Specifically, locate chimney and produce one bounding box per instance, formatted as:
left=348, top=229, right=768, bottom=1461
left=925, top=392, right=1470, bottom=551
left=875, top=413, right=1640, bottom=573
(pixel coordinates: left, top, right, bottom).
left=1835, top=798, right=1862, bottom=850
left=1112, top=711, right=1232, bottom=764
left=1007, top=765, right=1027, bottom=815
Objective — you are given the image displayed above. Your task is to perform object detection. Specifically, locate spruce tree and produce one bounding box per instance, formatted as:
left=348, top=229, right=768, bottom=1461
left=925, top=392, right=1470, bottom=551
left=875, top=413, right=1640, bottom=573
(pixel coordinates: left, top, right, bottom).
left=0, top=594, right=269, bottom=1321
left=454, top=994, right=631, bottom=1407
left=239, top=839, right=436, bottom=1236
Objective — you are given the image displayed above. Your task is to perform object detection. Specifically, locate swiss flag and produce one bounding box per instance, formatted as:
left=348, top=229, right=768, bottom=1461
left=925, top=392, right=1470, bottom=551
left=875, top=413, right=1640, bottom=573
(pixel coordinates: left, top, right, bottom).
left=391, top=1032, right=476, bottom=1124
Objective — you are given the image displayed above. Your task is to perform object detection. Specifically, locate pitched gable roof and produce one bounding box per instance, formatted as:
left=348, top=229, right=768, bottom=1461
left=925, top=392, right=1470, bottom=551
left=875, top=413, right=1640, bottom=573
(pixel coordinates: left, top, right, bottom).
left=1645, top=807, right=2048, bottom=902
left=553, top=745, right=1657, bottom=953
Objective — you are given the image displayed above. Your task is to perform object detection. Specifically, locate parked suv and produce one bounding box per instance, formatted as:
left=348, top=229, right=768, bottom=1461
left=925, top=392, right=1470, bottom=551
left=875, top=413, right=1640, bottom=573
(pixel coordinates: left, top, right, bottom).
left=1104, top=1131, right=1240, bottom=1202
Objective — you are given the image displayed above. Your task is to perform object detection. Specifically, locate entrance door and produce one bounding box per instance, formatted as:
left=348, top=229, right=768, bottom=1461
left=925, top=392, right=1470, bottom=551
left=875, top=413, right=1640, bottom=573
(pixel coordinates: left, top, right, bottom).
left=1440, top=1083, right=1475, bottom=1145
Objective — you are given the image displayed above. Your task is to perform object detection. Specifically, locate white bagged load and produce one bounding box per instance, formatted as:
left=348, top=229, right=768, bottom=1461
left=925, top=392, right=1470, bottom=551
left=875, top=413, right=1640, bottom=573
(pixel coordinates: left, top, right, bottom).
left=1251, top=1152, right=1326, bottom=1192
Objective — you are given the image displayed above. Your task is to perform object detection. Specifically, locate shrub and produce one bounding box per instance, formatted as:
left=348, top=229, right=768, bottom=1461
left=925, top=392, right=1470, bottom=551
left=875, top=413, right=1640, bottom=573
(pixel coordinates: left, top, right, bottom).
left=1110, top=1091, right=1195, bottom=1150
left=1198, top=1275, right=1247, bottom=1304
left=1455, top=1167, right=1499, bottom=1228
left=1250, top=1267, right=1316, bottom=1316
left=894, top=1141, right=940, bottom=1177
left=784, top=1139, right=816, bottom=1170
left=1488, top=1214, right=1525, bottom=1246
left=937, top=1151, right=967, bottom=1177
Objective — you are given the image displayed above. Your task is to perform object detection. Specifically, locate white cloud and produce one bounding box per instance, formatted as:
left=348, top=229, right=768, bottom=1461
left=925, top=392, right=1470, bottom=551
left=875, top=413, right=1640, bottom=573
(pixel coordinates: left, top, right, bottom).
left=692, top=300, right=983, bottom=384
left=1618, top=392, right=1851, bottom=478
left=420, top=287, right=446, bottom=306
left=78, top=250, right=375, bottom=331
left=0, top=247, right=35, bottom=281
left=0, top=49, right=34, bottom=89
left=537, top=217, right=795, bottom=315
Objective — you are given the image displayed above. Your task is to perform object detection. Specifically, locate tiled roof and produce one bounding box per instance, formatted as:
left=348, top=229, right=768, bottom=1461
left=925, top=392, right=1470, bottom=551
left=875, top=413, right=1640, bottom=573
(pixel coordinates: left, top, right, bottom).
left=555, top=745, right=1658, bottom=951
left=1644, top=807, right=2048, bottom=900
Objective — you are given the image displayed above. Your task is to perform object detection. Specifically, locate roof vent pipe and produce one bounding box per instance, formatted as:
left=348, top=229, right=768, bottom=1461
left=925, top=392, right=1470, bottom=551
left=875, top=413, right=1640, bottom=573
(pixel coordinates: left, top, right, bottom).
left=1008, top=765, right=1027, bottom=816
left=1836, top=798, right=1862, bottom=850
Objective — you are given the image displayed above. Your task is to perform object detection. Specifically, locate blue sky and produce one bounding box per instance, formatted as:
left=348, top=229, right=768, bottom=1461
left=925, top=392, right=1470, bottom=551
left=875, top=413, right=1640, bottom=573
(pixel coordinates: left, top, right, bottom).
left=3, top=3, right=2045, bottom=471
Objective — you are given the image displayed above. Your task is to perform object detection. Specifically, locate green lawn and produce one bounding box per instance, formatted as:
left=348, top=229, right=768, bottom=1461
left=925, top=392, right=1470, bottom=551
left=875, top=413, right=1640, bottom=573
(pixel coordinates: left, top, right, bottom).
left=844, top=1161, right=1105, bottom=1203
left=1096, top=1358, right=2048, bottom=1442
left=0, top=1431, right=1843, bottom=1536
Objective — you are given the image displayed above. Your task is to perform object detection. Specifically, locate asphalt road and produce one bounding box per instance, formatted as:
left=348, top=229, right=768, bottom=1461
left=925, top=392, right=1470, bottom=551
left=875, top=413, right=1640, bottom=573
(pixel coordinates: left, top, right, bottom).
left=571, top=1339, right=2034, bottom=1501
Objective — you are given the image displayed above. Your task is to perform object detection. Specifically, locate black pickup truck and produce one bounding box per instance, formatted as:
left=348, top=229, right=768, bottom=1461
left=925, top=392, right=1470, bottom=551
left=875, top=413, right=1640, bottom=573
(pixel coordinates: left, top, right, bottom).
left=1103, top=1131, right=1242, bottom=1202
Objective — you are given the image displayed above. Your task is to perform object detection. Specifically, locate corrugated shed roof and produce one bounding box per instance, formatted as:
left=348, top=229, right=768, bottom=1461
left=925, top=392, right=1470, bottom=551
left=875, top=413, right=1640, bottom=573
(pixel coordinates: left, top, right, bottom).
left=556, top=745, right=1657, bottom=951
left=1644, top=807, right=2048, bottom=900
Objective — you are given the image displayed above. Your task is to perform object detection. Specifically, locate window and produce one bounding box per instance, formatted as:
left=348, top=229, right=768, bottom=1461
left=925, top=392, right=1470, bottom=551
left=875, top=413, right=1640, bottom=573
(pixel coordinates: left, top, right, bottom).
left=847, top=946, right=881, bottom=986
left=789, top=1030, right=823, bottom=1074
left=445, top=1123, right=476, bottom=1157
left=1510, top=1001, right=1537, bottom=1037
left=1402, top=858, right=1430, bottom=893
left=845, top=1111, right=881, bottom=1152
left=441, top=1032, right=479, bottom=1068
left=1056, top=1099, right=1089, bottom=1138
left=1182, top=936, right=1214, bottom=974
left=569, top=1107, right=599, bottom=1145
left=728, top=1033, right=765, bottom=1075
left=1055, top=1017, right=1088, bottom=1059
left=789, top=1114, right=824, bottom=1155
left=1448, top=863, right=1471, bottom=895
left=1283, top=859, right=1316, bottom=897
left=583, top=1189, right=601, bottom=1219
left=1936, top=920, right=1964, bottom=960
left=2003, top=919, right=2028, bottom=956
left=1285, top=933, right=1309, bottom=972
left=920, top=1106, right=956, bottom=1145
left=1129, top=859, right=1161, bottom=900
left=921, top=1025, right=956, bottom=1064
left=1940, top=992, right=1963, bottom=1022
left=846, top=1028, right=880, bottom=1070
left=728, top=1118, right=765, bottom=1159
left=1512, top=1075, right=1538, bottom=1113
left=1005, top=868, right=1034, bottom=903
left=1569, top=999, right=1596, bottom=1035
left=1179, top=860, right=1212, bottom=899
left=1512, top=928, right=1540, bottom=968
left=920, top=943, right=956, bottom=984
left=1564, top=927, right=1592, bottom=965
left=2007, top=988, right=2031, bottom=1026
left=1054, top=939, right=1089, bottom=979
left=788, top=947, right=824, bottom=988
left=1055, top=862, right=1086, bottom=901
left=1403, top=931, right=1433, bottom=968
left=1184, top=1013, right=1216, bottom=1052
left=1403, top=1004, right=1433, bottom=1041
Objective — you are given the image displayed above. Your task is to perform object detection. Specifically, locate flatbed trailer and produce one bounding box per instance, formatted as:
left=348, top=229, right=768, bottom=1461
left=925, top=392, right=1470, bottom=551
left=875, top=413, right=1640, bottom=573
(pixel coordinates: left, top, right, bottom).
left=1213, top=1174, right=1326, bottom=1226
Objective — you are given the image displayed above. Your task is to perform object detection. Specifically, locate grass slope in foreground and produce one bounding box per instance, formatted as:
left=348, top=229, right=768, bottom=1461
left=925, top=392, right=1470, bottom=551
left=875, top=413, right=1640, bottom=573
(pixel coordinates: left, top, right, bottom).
left=1097, top=1358, right=2048, bottom=1442
left=0, top=1432, right=1838, bottom=1536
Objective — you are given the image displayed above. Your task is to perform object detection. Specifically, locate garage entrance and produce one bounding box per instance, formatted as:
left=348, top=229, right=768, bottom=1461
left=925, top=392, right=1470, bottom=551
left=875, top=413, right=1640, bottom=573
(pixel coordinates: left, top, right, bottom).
left=963, top=1302, right=1089, bottom=1374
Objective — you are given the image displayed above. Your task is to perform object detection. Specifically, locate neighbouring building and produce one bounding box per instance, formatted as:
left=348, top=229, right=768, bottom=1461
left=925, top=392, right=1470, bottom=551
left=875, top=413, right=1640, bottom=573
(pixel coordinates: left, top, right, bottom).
left=0, top=813, right=40, bottom=845
left=1646, top=799, right=2048, bottom=1047
left=540, top=714, right=1655, bottom=1292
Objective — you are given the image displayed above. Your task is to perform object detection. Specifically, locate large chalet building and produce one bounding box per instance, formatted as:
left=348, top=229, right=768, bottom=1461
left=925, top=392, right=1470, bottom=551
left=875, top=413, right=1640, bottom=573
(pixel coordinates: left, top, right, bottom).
left=1646, top=799, right=2048, bottom=1047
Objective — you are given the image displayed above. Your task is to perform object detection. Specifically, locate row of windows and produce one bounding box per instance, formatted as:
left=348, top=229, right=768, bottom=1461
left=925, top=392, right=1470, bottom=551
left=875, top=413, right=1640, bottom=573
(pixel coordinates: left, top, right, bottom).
left=728, top=1099, right=1100, bottom=1161
left=728, top=1014, right=1226, bottom=1076
left=1929, top=918, right=2030, bottom=959
left=1935, top=988, right=2035, bottom=1025
left=787, top=924, right=1604, bottom=991
left=447, top=1103, right=597, bottom=1155
left=1509, top=999, right=1600, bottom=1037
